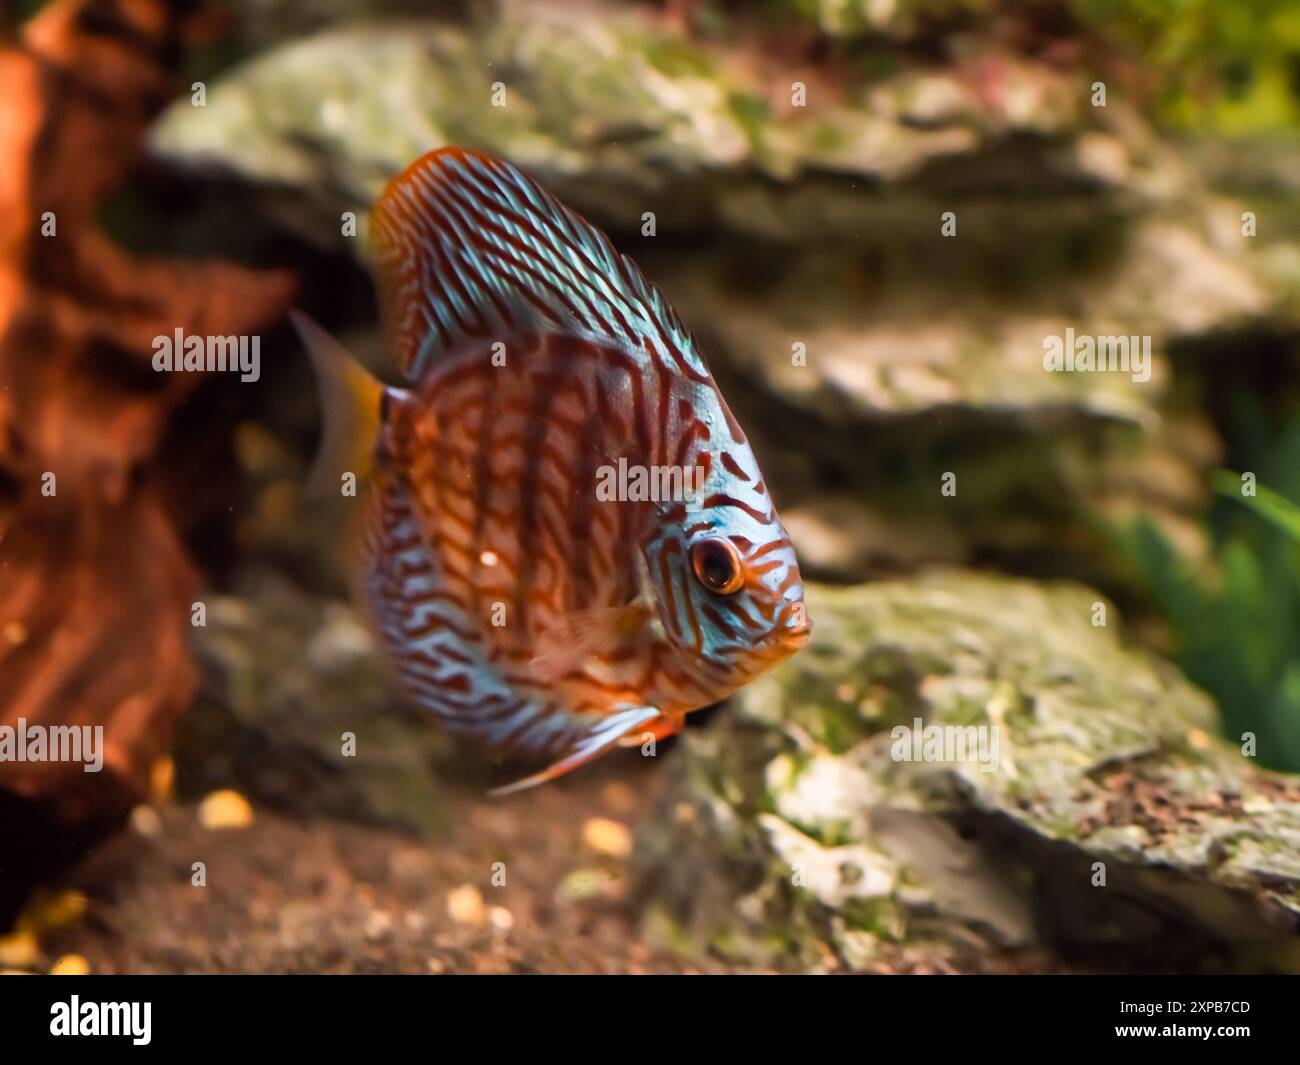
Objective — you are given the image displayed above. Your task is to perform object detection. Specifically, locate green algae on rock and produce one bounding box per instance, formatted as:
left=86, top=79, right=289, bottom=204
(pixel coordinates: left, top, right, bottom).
left=631, top=571, right=1300, bottom=971
left=151, top=3, right=1160, bottom=244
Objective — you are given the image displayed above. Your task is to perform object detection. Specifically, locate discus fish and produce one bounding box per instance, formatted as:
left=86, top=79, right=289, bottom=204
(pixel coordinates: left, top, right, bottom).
left=293, top=147, right=810, bottom=795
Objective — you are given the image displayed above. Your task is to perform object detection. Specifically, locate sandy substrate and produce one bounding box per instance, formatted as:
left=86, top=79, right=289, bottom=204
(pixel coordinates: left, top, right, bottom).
left=23, top=751, right=1057, bottom=974
left=38, top=757, right=733, bottom=974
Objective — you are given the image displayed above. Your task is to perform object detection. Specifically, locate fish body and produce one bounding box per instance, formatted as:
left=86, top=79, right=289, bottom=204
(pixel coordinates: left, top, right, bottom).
left=295, top=148, right=809, bottom=793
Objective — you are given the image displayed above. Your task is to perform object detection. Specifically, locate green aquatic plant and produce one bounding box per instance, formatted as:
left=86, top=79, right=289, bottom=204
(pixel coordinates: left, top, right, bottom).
left=1073, top=0, right=1300, bottom=131
left=1119, top=423, right=1300, bottom=772
left=1215, top=473, right=1300, bottom=542
left=761, top=0, right=1300, bottom=131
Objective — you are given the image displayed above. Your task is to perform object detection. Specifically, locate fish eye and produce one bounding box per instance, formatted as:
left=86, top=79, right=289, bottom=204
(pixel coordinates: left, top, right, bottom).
left=690, top=538, right=745, bottom=595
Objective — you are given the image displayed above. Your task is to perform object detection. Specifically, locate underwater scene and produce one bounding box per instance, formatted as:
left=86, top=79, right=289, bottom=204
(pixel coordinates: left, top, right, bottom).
left=2, top=0, right=1300, bottom=985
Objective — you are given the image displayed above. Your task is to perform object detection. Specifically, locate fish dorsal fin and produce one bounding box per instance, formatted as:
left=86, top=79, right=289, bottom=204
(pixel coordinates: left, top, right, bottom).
left=369, top=147, right=708, bottom=383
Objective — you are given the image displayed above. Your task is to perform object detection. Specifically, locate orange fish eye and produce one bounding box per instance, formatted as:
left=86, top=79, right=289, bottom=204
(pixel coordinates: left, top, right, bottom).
left=690, top=538, right=745, bottom=595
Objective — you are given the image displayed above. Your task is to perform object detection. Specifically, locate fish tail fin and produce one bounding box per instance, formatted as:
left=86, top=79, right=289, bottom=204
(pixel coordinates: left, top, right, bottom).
left=290, top=309, right=389, bottom=497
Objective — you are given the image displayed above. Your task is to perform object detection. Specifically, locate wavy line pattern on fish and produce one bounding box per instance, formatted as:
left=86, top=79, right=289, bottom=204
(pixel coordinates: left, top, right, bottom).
left=295, top=147, right=810, bottom=794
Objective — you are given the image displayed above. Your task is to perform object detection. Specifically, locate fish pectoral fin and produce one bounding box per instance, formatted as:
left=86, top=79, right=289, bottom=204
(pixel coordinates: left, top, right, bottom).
left=528, top=604, right=649, bottom=684
left=487, top=705, right=662, bottom=798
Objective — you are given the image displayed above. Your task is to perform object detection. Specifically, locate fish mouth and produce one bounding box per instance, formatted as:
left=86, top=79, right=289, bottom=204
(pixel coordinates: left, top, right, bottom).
left=782, top=625, right=812, bottom=651
left=759, top=616, right=812, bottom=655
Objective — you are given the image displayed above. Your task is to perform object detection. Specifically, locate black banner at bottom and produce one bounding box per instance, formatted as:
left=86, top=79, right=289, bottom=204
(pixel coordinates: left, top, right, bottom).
left=0, top=973, right=1288, bottom=1052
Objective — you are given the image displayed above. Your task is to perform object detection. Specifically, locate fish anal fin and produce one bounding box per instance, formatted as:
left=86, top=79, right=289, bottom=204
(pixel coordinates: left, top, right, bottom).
left=616, top=712, right=683, bottom=747
left=488, top=705, right=661, bottom=798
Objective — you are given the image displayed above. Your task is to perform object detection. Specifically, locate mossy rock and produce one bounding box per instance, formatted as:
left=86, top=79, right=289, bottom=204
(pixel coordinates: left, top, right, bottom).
left=179, top=570, right=456, bottom=836
left=632, top=571, right=1300, bottom=971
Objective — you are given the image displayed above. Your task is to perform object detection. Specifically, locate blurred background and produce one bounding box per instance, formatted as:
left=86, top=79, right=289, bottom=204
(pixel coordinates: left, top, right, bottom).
left=1, top=0, right=1299, bottom=973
